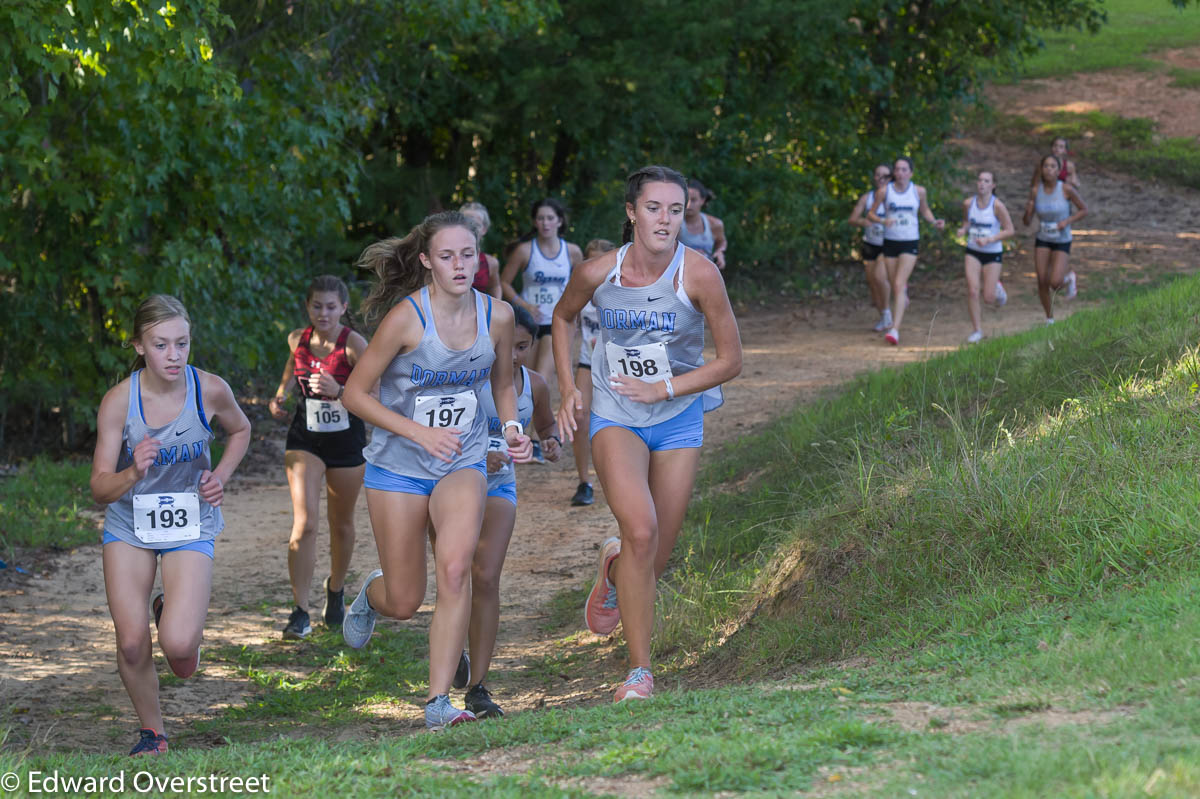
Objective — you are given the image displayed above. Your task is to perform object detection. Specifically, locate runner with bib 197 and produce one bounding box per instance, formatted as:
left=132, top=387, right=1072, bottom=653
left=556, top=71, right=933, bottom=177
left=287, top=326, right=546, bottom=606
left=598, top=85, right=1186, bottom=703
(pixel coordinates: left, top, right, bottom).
left=339, top=212, right=532, bottom=731
left=553, top=166, right=742, bottom=703
left=90, top=295, right=251, bottom=756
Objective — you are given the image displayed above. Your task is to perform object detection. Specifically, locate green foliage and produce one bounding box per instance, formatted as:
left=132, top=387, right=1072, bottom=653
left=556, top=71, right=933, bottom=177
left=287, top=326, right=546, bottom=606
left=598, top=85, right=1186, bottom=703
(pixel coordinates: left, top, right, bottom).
left=0, top=456, right=96, bottom=556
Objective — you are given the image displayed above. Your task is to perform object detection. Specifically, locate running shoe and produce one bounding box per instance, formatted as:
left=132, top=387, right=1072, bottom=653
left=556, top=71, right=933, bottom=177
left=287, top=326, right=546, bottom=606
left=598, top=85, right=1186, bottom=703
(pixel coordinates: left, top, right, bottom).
left=585, top=537, right=621, bottom=635
left=453, top=650, right=471, bottom=690
left=995, top=281, right=1007, bottom=307
left=1063, top=271, right=1077, bottom=300
left=152, top=593, right=164, bottom=629
left=464, top=683, right=505, bottom=719
left=283, top=606, right=312, bottom=640
left=323, top=576, right=345, bottom=628
left=872, top=309, right=893, bottom=332
left=614, top=667, right=654, bottom=702
left=571, top=482, right=594, bottom=506
left=884, top=328, right=899, bottom=346
left=343, top=569, right=383, bottom=649
left=1046, top=318, right=1055, bottom=326
left=966, top=330, right=983, bottom=344
left=530, top=440, right=545, bottom=464
left=129, top=728, right=168, bottom=756
left=425, top=694, right=476, bottom=731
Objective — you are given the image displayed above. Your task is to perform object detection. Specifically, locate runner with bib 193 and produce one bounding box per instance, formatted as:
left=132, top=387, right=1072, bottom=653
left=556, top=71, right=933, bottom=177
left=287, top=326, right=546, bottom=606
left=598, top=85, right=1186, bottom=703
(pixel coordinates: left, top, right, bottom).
left=553, top=166, right=742, bottom=702
left=90, top=295, right=251, bottom=756
left=339, top=212, right=532, bottom=731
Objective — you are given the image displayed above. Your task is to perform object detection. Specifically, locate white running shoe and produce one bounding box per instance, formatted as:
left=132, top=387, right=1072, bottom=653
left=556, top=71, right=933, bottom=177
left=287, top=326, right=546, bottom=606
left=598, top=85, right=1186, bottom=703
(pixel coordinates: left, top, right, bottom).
left=872, top=316, right=888, bottom=332
left=966, top=330, right=983, bottom=344
left=884, top=328, right=899, bottom=346
left=1046, top=318, right=1055, bottom=326
left=342, top=569, right=382, bottom=649
left=994, top=281, right=1007, bottom=307
left=1062, top=271, right=1077, bottom=300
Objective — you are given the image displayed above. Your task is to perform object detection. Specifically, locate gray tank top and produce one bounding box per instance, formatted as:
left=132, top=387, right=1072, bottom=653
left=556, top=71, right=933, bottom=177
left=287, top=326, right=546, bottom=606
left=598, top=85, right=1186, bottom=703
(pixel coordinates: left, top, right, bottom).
left=364, top=287, right=495, bottom=479
left=590, top=243, right=723, bottom=427
left=480, top=365, right=535, bottom=490
left=1035, top=180, right=1072, bottom=243
left=677, top=213, right=715, bottom=257
left=103, top=366, right=223, bottom=548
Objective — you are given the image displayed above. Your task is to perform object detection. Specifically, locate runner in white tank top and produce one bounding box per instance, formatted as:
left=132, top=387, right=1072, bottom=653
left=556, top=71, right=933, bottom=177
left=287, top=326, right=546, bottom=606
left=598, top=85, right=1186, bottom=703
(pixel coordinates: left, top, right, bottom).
left=551, top=166, right=742, bottom=703
left=866, top=157, right=945, bottom=346
left=90, top=295, right=250, bottom=756
left=848, top=164, right=893, bottom=331
left=1022, top=154, right=1089, bottom=325
left=570, top=238, right=618, bottom=507
left=956, top=170, right=1016, bottom=343
left=342, top=212, right=532, bottom=731
left=500, top=198, right=583, bottom=378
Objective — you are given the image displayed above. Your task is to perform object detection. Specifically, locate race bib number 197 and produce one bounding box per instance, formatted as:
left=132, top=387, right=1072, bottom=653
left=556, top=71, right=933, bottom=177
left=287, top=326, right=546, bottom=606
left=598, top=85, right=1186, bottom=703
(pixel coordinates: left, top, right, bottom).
left=606, top=341, right=674, bottom=383
left=133, top=492, right=202, bottom=544
left=414, top=391, right=478, bottom=429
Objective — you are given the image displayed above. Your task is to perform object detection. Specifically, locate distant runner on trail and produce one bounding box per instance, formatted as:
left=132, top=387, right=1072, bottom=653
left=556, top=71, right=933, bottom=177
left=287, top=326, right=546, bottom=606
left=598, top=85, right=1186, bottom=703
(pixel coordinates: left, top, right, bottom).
left=339, top=212, right=531, bottom=731
left=569, top=238, right=618, bottom=507
left=268, top=276, right=368, bottom=641
left=90, top=295, right=250, bottom=756
left=867, top=156, right=945, bottom=346
left=956, top=170, right=1016, bottom=344
left=849, top=164, right=893, bottom=332
left=1029, top=136, right=1081, bottom=191
left=678, top=179, right=727, bottom=270
left=500, top=198, right=584, bottom=378
left=553, top=165, right=742, bottom=703
left=1023, top=154, right=1089, bottom=325
left=460, top=202, right=503, bottom=300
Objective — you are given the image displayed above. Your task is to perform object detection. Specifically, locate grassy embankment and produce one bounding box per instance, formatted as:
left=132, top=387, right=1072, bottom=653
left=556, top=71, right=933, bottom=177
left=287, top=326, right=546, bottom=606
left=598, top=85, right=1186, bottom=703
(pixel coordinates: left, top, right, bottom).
left=5, top=273, right=1200, bottom=797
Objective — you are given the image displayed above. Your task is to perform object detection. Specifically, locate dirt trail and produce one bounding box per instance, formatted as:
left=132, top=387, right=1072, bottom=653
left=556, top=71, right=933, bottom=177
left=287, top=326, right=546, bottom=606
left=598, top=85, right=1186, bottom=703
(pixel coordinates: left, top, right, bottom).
left=2, top=137, right=1198, bottom=753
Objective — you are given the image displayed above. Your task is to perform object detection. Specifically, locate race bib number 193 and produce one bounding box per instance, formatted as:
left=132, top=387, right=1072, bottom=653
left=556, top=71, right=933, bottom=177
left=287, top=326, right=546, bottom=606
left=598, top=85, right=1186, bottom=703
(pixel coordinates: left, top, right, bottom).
left=606, top=341, right=674, bottom=383
left=133, top=492, right=202, bottom=544
left=414, top=391, right=478, bottom=429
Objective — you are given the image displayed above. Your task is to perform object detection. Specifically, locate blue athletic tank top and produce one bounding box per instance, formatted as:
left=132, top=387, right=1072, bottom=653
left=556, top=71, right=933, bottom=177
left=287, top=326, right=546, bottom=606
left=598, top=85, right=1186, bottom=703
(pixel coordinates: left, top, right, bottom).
left=1035, top=181, right=1072, bottom=243
left=480, top=365, right=535, bottom=491
left=678, top=213, right=715, bottom=257
left=520, top=238, right=572, bottom=326
left=103, top=366, right=223, bottom=549
left=590, top=243, right=723, bottom=428
left=364, top=287, right=495, bottom=479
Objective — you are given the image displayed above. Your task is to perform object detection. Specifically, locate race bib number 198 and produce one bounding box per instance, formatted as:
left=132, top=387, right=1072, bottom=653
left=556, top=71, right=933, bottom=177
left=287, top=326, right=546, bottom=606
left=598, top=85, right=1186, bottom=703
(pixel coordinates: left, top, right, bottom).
left=414, top=391, right=478, bottom=429
left=133, top=492, right=202, bottom=544
left=606, top=341, right=674, bottom=383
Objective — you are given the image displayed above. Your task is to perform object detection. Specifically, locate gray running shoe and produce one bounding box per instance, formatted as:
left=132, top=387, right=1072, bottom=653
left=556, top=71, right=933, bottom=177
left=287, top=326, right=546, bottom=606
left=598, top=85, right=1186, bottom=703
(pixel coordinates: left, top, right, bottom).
left=342, top=569, right=382, bottom=649
left=425, top=693, right=476, bottom=731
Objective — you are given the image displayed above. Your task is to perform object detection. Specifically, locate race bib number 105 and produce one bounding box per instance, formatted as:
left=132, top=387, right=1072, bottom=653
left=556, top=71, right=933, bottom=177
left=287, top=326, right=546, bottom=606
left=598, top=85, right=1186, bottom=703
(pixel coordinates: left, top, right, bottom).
left=414, top=391, right=478, bottom=429
left=306, top=398, right=350, bottom=432
left=606, top=341, right=674, bottom=383
left=133, top=492, right=202, bottom=544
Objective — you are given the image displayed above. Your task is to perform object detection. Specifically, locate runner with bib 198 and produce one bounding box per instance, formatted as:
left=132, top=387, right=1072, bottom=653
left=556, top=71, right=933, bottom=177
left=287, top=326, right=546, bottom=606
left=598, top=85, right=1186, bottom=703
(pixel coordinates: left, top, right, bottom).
left=90, top=295, right=251, bottom=756
left=553, top=166, right=742, bottom=702
left=268, top=276, right=368, bottom=640
left=340, top=212, right=532, bottom=731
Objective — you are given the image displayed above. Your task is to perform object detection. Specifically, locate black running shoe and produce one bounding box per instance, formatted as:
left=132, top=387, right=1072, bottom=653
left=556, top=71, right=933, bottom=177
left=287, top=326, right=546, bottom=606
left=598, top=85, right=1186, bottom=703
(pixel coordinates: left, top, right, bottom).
left=452, top=650, right=471, bottom=690
left=323, top=577, right=346, bottom=628
left=129, top=727, right=168, bottom=756
left=282, top=606, right=312, bottom=640
left=151, top=593, right=164, bottom=629
left=464, top=683, right=504, bottom=719
left=571, top=482, right=594, bottom=506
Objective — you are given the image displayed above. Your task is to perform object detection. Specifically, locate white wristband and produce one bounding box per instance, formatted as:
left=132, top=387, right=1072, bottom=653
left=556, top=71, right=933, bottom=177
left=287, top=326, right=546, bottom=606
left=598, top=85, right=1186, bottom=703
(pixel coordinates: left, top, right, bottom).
left=503, top=420, right=524, bottom=435
left=663, top=377, right=675, bottom=401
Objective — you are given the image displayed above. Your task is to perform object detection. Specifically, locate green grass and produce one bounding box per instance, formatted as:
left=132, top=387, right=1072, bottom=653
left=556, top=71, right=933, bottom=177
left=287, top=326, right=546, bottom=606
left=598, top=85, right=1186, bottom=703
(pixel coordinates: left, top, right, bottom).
left=0, top=456, right=97, bottom=557
left=1012, top=0, right=1200, bottom=79
left=1168, top=65, right=1200, bottom=87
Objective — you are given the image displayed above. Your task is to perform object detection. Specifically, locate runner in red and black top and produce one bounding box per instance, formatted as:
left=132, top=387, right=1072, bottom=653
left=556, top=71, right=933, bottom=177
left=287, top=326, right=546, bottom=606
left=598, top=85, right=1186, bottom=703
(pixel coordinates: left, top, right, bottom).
left=462, top=202, right=503, bottom=300
left=268, top=275, right=369, bottom=640
left=1029, top=136, right=1080, bottom=191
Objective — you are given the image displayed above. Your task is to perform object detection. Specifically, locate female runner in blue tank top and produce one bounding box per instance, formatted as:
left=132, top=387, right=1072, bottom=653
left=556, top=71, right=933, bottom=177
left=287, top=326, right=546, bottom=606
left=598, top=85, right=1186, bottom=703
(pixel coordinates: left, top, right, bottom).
left=1022, top=154, right=1088, bottom=325
left=500, top=198, right=583, bottom=377
left=866, top=156, right=945, bottom=346
left=340, top=212, right=532, bottom=731
left=552, top=166, right=742, bottom=702
left=90, top=295, right=251, bottom=756
left=956, top=170, right=1016, bottom=343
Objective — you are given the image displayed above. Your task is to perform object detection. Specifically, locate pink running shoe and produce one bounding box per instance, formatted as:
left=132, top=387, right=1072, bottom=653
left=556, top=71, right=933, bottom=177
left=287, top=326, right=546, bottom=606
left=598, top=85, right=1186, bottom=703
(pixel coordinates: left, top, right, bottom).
left=884, top=328, right=899, bottom=346
left=585, top=537, right=621, bottom=635
left=614, top=667, right=654, bottom=702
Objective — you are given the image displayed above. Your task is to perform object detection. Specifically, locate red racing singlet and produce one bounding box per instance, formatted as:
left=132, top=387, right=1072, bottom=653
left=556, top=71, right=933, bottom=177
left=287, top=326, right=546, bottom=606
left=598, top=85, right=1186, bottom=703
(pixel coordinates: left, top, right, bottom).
left=293, top=326, right=353, bottom=399
left=472, top=252, right=491, bottom=292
